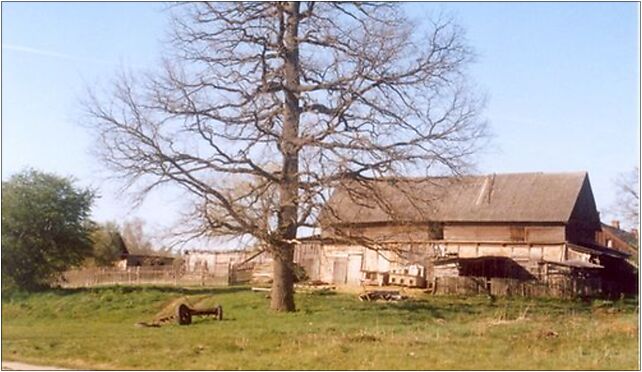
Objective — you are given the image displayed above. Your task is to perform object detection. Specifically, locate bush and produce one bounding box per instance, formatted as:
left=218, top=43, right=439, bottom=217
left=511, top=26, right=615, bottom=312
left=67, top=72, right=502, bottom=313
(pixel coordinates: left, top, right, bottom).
left=1, top=169, right=95, bottom=290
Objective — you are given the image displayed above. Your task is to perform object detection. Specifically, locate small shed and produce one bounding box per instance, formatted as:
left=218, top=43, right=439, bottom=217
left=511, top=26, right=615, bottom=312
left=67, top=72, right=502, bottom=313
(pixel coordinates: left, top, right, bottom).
left=117, top=254, right=175, bottom=269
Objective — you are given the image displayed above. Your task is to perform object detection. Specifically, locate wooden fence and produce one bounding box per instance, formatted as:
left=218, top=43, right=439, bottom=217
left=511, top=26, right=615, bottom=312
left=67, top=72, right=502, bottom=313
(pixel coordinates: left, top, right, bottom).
left=431, top=276, right=605, bottom=298
left=60, top=265, right=253, bottom=288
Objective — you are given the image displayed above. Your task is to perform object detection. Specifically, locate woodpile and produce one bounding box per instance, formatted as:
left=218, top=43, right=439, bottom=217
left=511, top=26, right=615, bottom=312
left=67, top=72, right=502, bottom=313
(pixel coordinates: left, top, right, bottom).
left=388, top=264, right=426, bottom=288
left=358, top=290, right=408, bottom=302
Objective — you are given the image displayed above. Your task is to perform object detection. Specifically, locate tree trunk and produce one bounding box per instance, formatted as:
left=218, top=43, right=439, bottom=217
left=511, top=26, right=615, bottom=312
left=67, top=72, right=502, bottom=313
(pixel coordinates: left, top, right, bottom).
left=270, top=243, right=296, bottom=311
left=271, top=1, right=300, bottom=312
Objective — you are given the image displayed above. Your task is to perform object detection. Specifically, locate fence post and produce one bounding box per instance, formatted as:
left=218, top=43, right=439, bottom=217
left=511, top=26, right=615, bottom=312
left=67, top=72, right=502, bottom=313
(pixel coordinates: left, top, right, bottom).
left=174, top=268, right=178, bottom=287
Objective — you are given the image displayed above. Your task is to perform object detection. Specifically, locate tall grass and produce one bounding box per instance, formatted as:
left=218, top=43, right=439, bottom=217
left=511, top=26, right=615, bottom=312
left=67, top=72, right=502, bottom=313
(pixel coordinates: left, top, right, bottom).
left=2, top=286, right=638, bottom=370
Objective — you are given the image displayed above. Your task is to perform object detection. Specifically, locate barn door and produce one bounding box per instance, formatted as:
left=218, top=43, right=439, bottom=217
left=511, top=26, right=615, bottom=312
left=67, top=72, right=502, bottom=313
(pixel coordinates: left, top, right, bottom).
left=347, top=254, right=363, bottom=285
left=332, top=258, right=348, bottom=284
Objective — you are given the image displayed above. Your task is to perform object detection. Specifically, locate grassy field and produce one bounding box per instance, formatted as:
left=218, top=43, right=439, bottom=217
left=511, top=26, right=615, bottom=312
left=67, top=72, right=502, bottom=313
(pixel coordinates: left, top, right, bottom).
left=1, top=285, right=639, bottom=370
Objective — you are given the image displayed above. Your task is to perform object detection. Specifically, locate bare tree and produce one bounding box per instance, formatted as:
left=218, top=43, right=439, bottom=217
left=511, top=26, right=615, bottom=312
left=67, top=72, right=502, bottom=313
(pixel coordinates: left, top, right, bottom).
left=611, top=166, right=640, bottom=230
left=84, top=2, right=487, bottom=312
left=121, top=218, right=154, bottom=254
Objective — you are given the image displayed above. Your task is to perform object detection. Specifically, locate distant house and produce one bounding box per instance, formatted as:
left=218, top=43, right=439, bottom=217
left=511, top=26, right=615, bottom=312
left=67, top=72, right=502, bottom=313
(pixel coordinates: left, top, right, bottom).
left=293, top=171, right=635, bottom=295
left=183, top=249, right=268, bottom=273
left=596, top=221, right=639, bottom=272
left=596, top=220, right=638, bottom=256
left=116, top=243, right=175, bottom=269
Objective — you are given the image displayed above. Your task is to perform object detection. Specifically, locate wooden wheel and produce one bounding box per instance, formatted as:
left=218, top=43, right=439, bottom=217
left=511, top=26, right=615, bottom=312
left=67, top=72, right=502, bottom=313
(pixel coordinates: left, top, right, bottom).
left=176, top=303, right=192, bottom=325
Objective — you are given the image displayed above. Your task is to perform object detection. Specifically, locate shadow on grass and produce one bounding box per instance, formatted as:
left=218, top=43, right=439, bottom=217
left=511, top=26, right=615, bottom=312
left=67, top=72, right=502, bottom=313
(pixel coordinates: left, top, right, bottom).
left=2, top=285, right=251, bottom=301
left=387, top=299, right=480, bottom=318
left=351, top=294, right=638, bottom=321
left=370, top=298, right=491, bottom=320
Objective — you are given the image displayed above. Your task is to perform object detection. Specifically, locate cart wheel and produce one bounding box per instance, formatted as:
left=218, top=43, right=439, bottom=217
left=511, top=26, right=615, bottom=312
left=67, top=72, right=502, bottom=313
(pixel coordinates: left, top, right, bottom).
left=176, top=304, right=192, bottom=325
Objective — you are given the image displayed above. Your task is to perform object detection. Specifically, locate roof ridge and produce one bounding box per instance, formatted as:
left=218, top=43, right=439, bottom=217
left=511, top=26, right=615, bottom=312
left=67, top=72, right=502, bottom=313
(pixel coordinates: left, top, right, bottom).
left=348, top=171, right=588, bottom=182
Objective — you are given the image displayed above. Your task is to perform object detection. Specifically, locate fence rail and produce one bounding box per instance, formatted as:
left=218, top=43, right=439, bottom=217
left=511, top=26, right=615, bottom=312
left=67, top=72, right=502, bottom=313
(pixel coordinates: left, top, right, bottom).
left=60, top=266, right=251, bottom=288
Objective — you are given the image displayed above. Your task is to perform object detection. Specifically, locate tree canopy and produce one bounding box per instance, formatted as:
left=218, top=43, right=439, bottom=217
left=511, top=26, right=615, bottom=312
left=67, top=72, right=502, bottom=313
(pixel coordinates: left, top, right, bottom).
left=2, top=169, right=95, bottom=290
left=85, top=3, right=487, bottom=311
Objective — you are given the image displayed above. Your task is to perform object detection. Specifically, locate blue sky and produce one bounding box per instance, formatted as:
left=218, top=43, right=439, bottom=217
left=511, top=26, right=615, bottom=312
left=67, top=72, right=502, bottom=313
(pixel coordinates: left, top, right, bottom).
left=2, top=2, right=640, bottom=247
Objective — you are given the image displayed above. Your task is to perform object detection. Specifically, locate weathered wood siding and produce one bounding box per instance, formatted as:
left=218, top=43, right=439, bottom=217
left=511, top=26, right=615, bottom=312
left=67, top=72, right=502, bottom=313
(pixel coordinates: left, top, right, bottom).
left=443, top=224, right=565, bottom=243
left=568, top=176, right=601, bottom=229
left=566, top=176, right=601, bottom=243
left=439, top=242, right=565, bottom=262
left=595, top=228, right=637, bottom=255
left=296, top=241, right=587, bottom=286
left=431, top=276, right=603, bottom=298
left=296, top=244, right=366, bottom=285
left=566, top=225, right=598, bottom=245
left=328, top=223, right=439, bottom=242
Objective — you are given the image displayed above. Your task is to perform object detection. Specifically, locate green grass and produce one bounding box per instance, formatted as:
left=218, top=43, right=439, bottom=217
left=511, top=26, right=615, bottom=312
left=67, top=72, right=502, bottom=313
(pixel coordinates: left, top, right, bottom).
left=2, top=286, right=639, bottom=370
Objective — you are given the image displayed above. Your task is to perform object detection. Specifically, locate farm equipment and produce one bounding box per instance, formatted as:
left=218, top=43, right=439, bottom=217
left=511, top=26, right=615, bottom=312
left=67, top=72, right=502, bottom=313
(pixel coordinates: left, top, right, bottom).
left=176, top=303, right=223, bottom=325
left=135, top=296, right=223, bottom=327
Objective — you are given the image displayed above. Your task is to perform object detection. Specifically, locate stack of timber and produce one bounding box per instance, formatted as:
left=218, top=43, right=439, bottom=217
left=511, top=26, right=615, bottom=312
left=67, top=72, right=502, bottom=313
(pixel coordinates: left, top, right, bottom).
left=388, top=264, right=426, bottom=288
left=359, top=290, right=407, bottom=302
left=360, top=271, right=389, bottom=286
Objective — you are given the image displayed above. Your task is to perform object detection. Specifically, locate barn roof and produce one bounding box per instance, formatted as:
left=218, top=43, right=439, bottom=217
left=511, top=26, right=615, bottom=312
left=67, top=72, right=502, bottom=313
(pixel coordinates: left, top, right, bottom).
left=323, top=172, right=594, bottom=224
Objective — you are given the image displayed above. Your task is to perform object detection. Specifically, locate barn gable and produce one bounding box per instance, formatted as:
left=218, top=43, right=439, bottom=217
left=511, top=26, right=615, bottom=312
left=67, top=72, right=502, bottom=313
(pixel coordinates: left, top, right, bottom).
left=568, top=174, right=601, bottom=228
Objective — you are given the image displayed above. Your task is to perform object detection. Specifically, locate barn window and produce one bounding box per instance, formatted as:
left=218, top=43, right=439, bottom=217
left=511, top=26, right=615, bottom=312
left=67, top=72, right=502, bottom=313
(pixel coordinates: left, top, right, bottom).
left=510, top=226, right=526, bottom=241
left=428, top=222, right=444, bottom=240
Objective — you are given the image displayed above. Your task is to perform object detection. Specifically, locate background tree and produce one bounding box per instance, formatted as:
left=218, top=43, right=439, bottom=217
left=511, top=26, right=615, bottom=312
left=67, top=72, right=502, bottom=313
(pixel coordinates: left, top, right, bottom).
left=90, top=222, right=127, bottom=267
left=1, top=169, right=95, bottom=290
left=121, top=218, right=153, bottom=254
left=120, top=218, right=174, bottom=256
left=85, top=2, right=487, bottom=311
left=611, top=166, right=639, bottom=230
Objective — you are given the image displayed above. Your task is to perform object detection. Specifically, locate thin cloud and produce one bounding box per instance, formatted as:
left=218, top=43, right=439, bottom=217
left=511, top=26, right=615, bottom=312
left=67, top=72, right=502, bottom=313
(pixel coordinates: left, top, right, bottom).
left=2, top=43, right=144, bottom=68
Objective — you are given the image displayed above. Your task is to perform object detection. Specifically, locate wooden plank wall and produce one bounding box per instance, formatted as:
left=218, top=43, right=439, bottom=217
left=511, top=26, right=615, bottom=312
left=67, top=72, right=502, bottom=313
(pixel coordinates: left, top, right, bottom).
left=432, top=276, right=603, bottom=298
left=443, top=224, right=565, bottom=243
left=296, top=241, right=581, bottom=285
left=333, top=224, right=437, bottom=241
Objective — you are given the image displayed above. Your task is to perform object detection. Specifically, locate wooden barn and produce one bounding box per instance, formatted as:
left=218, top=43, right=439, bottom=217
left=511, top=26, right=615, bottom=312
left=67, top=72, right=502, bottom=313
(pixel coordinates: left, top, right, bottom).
left=294, top=171, right=636, bottom=296
left=115, top=238, right=176, bottom=269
